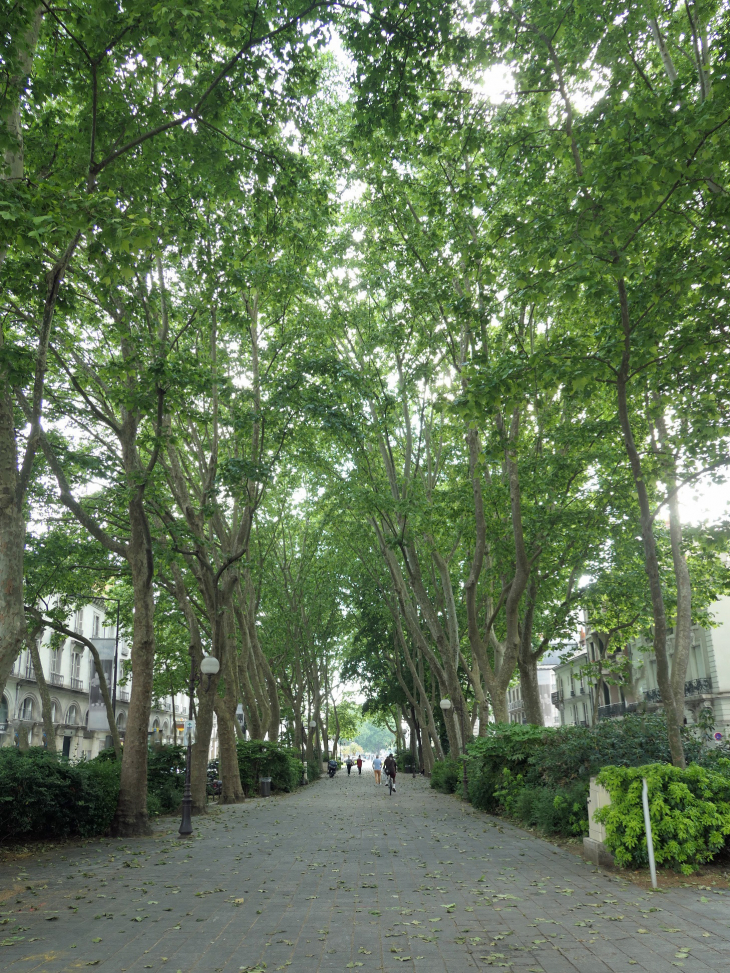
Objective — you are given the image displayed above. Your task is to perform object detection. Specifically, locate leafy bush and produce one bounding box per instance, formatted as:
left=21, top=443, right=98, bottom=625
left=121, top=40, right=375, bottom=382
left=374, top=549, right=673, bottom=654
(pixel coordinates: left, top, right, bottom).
left=0, top=748, right=120, bottom=842
left=430, top=758, right=461, bottom=794
left=514, top=781, right=589, bottom=836
left=98, top=745, right=185, bottom=815
left=146, top=745, right=186, bottom=812
left=395, top=748, right=412, bottom=772
left=465, top=714, right=719, bottom=810
left=462, top=716, right=725, bottom=841
left=236, top=740, right=302, bottom=795
left=596, top=762, right=730, bottom=873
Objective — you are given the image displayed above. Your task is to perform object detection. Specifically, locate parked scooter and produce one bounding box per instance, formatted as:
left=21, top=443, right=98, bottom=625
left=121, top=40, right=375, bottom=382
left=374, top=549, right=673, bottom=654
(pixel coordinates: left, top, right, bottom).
left=327, top=759, right=338, bottom=778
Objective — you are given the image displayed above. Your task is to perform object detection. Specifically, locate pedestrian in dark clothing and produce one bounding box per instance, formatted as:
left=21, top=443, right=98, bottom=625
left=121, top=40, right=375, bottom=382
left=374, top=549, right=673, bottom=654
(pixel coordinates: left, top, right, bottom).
left=357, top=755, right=363, bottom=775
left=346, top=757, right=353, bottom=775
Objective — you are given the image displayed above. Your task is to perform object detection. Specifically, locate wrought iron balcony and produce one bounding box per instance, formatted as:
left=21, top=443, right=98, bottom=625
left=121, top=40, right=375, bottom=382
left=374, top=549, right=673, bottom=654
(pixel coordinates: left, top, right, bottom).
left=643, top=677, right=712, bottom=704
left=551, top=690, right=564, bottom=707
left=23, top=662, right=35, bottom=680
left=597, top=700, right=640, bottom=721
left=118, top=689, right=130, bottom=702
left=50, top=672, right=64, bottom=687
left=685, top=677, right=712, bottom=696
left=70, top=676, right=84, bottom=690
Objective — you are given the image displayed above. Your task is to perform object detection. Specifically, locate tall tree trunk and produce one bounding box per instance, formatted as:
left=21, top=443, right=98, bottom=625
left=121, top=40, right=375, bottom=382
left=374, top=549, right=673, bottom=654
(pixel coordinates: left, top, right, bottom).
left=111, top=496, right=156, bottom=835
left=616, top=278, right=685, bottom=767
left=0, top=396, right=26, bottom=698
left=490, top=691, right=509, bottom=725
left=215, top=614, right=244, bottom=803
left=215, top=694, right=244, bottom=803
left=191, top=685, right=216, bottom=814
left=653, top=407, right=693, bottom=717
left=517, top=580, right=543, bottom=725
left=518, top=652, right=543, bottom=725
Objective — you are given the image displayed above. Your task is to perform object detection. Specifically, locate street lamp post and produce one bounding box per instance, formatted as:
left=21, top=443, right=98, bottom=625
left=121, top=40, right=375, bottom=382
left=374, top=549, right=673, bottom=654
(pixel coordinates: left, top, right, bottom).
left=178, top=654, right=220, bottom=839
left=440, top=697, right=469, bottom=801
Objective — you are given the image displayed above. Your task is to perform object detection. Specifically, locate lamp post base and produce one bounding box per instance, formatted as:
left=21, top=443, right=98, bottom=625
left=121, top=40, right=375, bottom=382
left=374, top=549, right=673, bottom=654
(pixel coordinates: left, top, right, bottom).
left=178, top=791, right=194, bottom=837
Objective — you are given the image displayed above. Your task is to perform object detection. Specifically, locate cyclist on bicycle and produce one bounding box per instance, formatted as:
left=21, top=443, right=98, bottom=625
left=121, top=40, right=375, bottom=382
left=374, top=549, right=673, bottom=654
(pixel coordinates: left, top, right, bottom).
left=383, top=753, right=397, bottom=792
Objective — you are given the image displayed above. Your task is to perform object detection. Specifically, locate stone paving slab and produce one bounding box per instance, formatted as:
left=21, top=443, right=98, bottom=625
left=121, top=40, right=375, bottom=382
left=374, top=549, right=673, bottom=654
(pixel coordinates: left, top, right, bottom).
left=1, top=768, right=729, bottom=973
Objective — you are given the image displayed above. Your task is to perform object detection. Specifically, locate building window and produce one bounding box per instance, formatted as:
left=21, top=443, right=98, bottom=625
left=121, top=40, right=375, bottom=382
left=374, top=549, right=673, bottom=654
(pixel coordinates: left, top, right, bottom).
left=71, top=652, right=82, bottom=683
left=66, top=705, right=80, bottom=725
left=603, top=684, right=610, bottom=706
left=74, top=610, right=84, bottom=635
left=0, top=696, right=8, bottom=724
left=92, top=614, right=100, bottom=638
left=20, top=697, right=34, bottom=720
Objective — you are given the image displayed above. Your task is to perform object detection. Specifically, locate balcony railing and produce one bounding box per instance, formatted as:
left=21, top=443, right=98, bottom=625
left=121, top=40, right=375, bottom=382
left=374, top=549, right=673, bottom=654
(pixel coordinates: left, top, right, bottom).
left=685, top=677, right=712, bottom=696
left=23, top=663, right=35, bottom=680
left=551, top=690, right=564, bottom=707
left=643, top=677, right=713, bottom=704
left=50, top=672, right=64, bottom=687
left=70, top=676, right=84, bottom=690
left=598, top=700, right=640, bottom=721
left=118, top=689, right=130, bottom=702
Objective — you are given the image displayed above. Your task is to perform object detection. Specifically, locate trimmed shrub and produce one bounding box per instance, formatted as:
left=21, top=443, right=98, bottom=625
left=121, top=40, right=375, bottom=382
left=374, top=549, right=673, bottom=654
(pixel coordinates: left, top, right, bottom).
left=596, top=762, right=730, bottom=873
left=0, top=748, right=120, bottom=842
left=430, top=758, right=461, bottom=794
left=461, top=716, right=728, bottom=843
left=236, top=740, right=302, bottom=796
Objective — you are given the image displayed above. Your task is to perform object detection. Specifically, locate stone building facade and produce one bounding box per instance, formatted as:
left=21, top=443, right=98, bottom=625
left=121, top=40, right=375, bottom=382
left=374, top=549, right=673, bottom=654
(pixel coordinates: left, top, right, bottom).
left=552, top=595, right=730, bottom=740
left=0, top=599, right=176, bottom=759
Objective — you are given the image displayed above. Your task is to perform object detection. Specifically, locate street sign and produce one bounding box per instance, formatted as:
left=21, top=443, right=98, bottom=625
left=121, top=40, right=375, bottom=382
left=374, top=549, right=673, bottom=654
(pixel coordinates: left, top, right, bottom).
left=714, top=731, right=723, bottom=741
left=183, top=720, right=196, bottom=745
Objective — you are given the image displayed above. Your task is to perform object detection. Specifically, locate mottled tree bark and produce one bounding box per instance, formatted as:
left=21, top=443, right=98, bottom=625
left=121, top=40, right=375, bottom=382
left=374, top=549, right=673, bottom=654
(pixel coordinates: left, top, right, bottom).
left=616, top=279, right=685, bottom=767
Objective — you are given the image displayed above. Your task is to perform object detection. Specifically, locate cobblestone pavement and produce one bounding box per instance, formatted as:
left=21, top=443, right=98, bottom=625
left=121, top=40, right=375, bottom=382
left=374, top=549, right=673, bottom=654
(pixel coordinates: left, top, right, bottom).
left=2, top=769, right=730, bottom=973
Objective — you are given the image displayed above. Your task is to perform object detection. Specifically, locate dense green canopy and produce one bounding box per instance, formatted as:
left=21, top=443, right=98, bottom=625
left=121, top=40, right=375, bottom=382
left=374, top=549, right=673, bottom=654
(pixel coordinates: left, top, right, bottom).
left=2, top=0, right=729, bottom=832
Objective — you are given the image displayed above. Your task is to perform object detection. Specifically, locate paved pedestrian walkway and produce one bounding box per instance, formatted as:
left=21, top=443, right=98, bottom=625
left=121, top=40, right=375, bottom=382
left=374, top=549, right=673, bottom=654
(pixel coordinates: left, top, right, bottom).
left=2, top=768, right=729, bottom=973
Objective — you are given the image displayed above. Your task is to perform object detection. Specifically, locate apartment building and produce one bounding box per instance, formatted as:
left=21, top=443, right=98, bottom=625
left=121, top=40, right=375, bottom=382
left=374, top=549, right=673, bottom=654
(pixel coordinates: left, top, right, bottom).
left=0, top=599, right=175, bottom=759
left=552, top=595, right=730, bottom=739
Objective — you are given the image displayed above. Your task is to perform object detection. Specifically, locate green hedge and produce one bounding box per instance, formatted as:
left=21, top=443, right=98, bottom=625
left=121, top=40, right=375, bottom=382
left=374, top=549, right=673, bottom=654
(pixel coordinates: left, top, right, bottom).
left=430, top=758, right=461, bottom=794
left=429, top=716, right=730, bottom=849
left=236, top=740, right=303, bottom=795
left=0, top=748, right=120, bottom=842
left=596, top=762, right=730, bottom=873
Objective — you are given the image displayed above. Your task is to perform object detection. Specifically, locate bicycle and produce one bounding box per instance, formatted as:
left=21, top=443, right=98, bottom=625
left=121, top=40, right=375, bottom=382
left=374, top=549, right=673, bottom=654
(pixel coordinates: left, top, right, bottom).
left=386, top=770, right=395, bottom=795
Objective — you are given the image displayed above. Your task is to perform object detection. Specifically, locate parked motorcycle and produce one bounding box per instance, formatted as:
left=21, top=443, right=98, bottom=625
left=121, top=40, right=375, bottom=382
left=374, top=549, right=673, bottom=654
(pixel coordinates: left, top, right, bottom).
left=327, top=759, right=338, bottom=778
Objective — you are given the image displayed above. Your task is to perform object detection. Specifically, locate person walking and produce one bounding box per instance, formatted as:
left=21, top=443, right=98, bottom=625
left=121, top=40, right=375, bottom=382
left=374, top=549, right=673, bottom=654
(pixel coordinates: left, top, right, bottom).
left=372, top=754, right=382, bottom=785
left=356, top=755, right=363, bottom=775
left=346, top=756, right=353, bottom=775
left=383, top=752, right=397, bottom=792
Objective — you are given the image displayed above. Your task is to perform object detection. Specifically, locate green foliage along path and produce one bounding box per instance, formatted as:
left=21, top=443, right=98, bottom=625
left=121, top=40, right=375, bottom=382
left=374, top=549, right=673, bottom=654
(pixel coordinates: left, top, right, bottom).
left=1, top=1, right=729, bottom=835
